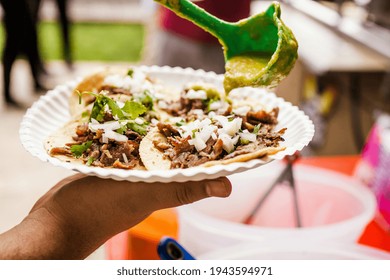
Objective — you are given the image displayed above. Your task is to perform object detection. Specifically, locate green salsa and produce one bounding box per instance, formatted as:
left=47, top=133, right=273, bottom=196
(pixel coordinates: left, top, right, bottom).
left=223, top=53, right=272, bottom=93
left=154, top=0, right=180, bottom=10
left=153, top=0, right=299, bottom=94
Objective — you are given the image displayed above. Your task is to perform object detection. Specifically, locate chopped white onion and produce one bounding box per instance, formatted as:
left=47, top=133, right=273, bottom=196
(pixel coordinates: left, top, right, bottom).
left=214, top=115, right=228, bottom=127
left=192, top=109, right=204, bottom=117
left=103, top=70, right=157, bottom=96
left=134, top=117, right=144, bottom=125
left=208, top=111, right=216, bottom=119
left=198, top=125, right=217, bottom=142
left=188, top=133, right=207, bottom=151
left=239, top=131, right=257, bottom=142
left=170, top=117, right=184, bottom=124
left=208, top=101, right=224, bottom=111
left=219, top=133, right=235, bottom=153
left=154, top=92, right=165, bottom=100
left=233, top=105, right=251, bottom=116
left=158, top=100, right=168, bottom=109
left=179, top=120, right=201, bottom=138
left=104, top=74, right=125, bottom=88
left=185, top=89, right=207, bottom=100
left=122, top=153, right=129, bottom=163
left=200, top=118, right=211, bottom=127
left=116, top=100, right=125, bottom=108
left=232, top=135, right=240, bottom=145
left=89, top=121, right=121, bottom=132
left=221, top=118, right=242, bottom=136
left=104, top=130, right=128, bottom=142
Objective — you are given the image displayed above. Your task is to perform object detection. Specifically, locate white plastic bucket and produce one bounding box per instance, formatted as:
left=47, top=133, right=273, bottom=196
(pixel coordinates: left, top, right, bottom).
left=198, top=241, right=390, bottom=260
left=178, top=162, right=377, bottom=257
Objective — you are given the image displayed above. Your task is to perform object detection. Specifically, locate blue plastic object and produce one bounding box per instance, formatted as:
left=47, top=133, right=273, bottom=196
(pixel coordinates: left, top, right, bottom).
left=157, top=236, right=196, bottom=260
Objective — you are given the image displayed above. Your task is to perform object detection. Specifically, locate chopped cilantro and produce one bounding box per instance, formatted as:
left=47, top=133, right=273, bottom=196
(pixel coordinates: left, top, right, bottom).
left=70, top=141, right=92, bottom=158
left=190, top=85, right=221, bottom=100
left=76, top=90, right=83, bottom=104
left=81, top=110, right=90, bottom=120
left=122, top=101, right=147, bottom=119
left=253, top=124, right=261, bottom=134
left=89, top=93, right=147, bottom=122
left=175, top=120, right=186, bottom=127
left=106, top=98, right=125, bottom=119
left=90, top=95, right=108, bottom=122
left=225, top=97, right=233, bottom=105
left=127, top=122, right=147, bottom=135
left=116, top=123, right=128, bottom=135
left=206, top=98, right=219, bottom=112
left=86, top=156, right=95, bottom=166
left=138, top=91, right=154, bottom=110
left=127, top=68, right=134, bottom=77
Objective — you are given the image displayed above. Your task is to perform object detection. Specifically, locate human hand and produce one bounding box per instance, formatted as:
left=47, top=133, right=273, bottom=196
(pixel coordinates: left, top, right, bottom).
left=0, top=174, right=231, bottom=259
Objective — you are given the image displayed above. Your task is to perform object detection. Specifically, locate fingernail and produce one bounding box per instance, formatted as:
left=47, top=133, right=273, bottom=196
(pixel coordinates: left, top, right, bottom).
left=206, top=178, right=232, bottom=198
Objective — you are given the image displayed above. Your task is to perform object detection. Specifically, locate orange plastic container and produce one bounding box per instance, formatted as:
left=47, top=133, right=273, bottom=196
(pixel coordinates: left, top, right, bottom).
left=105, top=208, right=178, bottom=260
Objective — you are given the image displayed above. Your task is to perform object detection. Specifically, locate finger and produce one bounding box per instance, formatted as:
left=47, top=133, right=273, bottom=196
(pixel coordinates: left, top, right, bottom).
left=144, top=177, right=232, bottom=212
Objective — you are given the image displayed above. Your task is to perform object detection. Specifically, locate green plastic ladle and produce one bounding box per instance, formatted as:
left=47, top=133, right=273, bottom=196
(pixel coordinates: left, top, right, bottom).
left=154, top=0, right=298, bottom=93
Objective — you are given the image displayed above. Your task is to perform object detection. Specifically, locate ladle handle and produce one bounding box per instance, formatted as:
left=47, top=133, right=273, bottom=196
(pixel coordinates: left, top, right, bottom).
left=154, top=0, right=231, bottom=41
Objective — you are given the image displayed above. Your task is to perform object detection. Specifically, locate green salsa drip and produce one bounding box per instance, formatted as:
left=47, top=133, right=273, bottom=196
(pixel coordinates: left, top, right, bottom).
left=224, top=52, right=273, bottom=93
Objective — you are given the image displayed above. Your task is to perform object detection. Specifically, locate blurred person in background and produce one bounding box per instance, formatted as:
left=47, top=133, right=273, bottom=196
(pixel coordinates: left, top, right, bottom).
left=34, top=0, right=73, bottom=68
left=0, top=0, right=72, bottom=108
left=0, top=0, right=48, bottom=107
left=149, top=0, right=252, bottom=74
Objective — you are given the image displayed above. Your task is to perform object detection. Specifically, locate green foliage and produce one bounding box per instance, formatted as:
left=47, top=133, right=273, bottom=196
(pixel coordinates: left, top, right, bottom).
left=70, top=141, right=93, bottom=158
left=0, top=22, right=144, bottom=62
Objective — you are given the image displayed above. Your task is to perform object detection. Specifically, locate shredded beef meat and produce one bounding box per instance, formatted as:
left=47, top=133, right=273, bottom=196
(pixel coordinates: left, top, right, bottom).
left=246, top=108, right=279, bottom=125
left=154, top=105, right=286, bottom=168
left=157, top=122, right=180, bottom=137
left=161, top=90, right=207, bottom=119
left=161, top=89, right=233, bottom=121
left=100, top=85, right=133, bottom=96
left=72, top=124, right=90, bottom=142
left=169, top=136, right=193, bottom=154
left=112, top=158, right=138, bottom=169
left=50, top=147, right=72, bottom=156
left=180, top=96, right=205, bottom=113
left=153, top=141, right=170, bottom=150
left=83, top=94, right=96, bottom=106
left=99, top=141, right=139, bottom=167
left=210, top=138, right=224, bottom=159
left=126, top=130, right=142, bottom=141
left=51, top=122, right=143, bottom=169
left=166, top=136, right=224, bottom=168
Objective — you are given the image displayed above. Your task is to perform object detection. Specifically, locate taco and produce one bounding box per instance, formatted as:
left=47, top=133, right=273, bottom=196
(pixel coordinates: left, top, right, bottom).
left=68, top=66, right=171, bottom=118
left=46, top=93, right=151, bottom=169
left=46, top=67, right=171, bottom=170
left=139, top=87, right=286, bottom=169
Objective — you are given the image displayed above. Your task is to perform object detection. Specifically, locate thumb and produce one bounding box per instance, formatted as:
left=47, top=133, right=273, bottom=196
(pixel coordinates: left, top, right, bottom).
left=147, top=177, right=232, bottom=212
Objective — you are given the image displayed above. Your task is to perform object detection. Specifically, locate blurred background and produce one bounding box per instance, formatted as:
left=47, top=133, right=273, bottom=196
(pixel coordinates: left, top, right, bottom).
left=0, top=0, right=389, bottom=260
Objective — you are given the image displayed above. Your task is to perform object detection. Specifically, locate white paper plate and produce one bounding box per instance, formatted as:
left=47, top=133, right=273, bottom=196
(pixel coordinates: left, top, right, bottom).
left=19, top=65, right=314, bottom=183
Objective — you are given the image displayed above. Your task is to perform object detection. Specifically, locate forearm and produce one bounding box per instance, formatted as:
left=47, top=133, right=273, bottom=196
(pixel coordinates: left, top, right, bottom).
left=0, top=208, right=88, bottom=260
left=0, top=175, right=231, bottom=259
